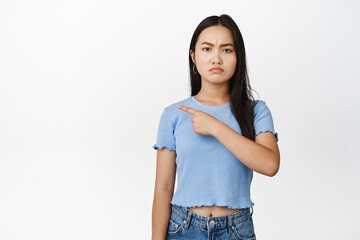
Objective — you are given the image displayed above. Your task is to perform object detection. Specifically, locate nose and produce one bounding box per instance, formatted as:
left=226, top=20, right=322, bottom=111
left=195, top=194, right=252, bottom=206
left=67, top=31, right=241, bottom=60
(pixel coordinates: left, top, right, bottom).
left=212, top=49, right=222, bottom=65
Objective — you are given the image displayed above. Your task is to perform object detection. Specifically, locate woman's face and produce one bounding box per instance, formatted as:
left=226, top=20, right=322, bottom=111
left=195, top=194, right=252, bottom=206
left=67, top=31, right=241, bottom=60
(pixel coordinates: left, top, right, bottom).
left=190, top=25, right=237, bottom=85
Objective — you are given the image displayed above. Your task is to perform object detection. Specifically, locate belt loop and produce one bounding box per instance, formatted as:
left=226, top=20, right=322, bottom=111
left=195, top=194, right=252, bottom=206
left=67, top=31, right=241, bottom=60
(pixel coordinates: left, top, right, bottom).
left=250, top=206, right=253, bottom=217
left=183, top=210, right=192, bottom=229
left=228, top=214, right=233, bottom=234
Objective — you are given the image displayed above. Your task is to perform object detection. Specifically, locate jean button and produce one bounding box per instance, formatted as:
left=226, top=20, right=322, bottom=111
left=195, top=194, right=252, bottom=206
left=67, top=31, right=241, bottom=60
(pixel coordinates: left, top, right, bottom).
left=210, top=220, right=215, bottom=226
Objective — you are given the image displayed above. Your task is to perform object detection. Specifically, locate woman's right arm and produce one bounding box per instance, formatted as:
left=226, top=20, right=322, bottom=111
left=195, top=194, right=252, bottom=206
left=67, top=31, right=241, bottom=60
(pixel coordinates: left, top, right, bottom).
left=152, top=148, right=177, bottom=240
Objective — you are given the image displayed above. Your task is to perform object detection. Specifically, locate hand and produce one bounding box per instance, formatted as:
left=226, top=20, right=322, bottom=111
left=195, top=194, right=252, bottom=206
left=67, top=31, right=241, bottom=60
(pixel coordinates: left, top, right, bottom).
left=177, top=105, right=221, bottom=136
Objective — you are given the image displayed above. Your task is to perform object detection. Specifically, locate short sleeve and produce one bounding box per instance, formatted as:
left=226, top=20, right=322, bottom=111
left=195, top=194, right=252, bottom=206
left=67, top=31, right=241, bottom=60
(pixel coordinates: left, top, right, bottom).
left=152, top=108, right=176, bottom=151
left=253, top=100, right=279, bottom=142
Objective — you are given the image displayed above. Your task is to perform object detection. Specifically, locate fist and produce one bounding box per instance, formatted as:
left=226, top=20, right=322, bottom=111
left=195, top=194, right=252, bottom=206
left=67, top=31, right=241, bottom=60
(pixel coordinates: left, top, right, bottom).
left=177, top=105, right=220, bottom=136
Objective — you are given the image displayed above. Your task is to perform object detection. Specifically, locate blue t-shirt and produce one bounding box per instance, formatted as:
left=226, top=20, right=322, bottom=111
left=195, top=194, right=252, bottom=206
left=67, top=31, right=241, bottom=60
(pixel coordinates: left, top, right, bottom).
left=152, top=96, right=278, bottom=209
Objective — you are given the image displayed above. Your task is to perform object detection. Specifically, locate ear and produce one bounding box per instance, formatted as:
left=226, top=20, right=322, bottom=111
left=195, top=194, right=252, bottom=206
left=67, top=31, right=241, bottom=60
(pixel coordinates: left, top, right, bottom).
left=189, top=50, right=195, bottom=64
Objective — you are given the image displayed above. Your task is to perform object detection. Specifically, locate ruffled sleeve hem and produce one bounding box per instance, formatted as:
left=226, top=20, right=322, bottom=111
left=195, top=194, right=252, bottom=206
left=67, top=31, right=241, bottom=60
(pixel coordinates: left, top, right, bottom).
left=255, top=130, right=278, bottom=142
left=152, top=144, right=176, bottom=151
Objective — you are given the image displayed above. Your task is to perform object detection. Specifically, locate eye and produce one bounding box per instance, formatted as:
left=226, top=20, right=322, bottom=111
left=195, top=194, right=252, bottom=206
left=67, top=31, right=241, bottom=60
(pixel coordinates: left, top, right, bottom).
left=224, top=49, right=232, bottom=53
left=202, top=47, right=210, bottom=52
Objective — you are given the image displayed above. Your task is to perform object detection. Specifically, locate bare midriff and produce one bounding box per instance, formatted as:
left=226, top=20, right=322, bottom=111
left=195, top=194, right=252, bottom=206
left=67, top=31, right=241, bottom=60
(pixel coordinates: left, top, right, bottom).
left=186, top=205, right=245, bottom=218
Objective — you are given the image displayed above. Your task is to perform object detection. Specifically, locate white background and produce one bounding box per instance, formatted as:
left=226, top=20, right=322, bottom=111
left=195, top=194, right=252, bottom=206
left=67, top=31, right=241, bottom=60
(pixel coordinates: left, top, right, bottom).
left=0, top=0, right=359, bottom=239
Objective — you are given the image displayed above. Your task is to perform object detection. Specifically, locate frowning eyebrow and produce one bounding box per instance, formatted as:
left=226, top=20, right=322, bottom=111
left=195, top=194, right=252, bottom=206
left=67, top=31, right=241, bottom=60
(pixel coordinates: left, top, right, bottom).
left=201, top=42, right=234, bottom=47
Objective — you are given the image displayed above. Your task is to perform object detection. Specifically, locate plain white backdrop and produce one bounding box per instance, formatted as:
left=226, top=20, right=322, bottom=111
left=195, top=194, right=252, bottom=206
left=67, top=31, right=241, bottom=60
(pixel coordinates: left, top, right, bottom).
left=0, top=0, right=359, bottom=239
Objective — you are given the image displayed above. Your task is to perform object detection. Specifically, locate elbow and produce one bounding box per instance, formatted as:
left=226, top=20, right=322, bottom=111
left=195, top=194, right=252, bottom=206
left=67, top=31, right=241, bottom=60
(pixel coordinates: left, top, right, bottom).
left=267, top=167, right=278, bottom=177
left=267, top=157, right=280, bottom=177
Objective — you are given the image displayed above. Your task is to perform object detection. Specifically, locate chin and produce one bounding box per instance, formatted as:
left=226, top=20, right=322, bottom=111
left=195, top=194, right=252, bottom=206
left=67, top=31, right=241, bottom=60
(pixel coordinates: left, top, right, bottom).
left=209, top=79, right=229, bottom=85
left=206, top=76, right=230, bottom=84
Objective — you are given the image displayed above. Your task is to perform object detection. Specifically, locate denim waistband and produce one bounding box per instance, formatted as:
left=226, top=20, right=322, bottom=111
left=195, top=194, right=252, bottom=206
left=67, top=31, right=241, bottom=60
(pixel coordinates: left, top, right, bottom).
left=170, top=204, right=253, bottom=234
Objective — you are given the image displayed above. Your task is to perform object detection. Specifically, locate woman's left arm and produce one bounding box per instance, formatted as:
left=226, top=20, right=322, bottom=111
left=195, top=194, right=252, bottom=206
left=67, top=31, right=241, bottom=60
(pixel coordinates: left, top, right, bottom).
left=212, top=120, right=280, bottom=177
left=177, top=104, right=280, bottom=177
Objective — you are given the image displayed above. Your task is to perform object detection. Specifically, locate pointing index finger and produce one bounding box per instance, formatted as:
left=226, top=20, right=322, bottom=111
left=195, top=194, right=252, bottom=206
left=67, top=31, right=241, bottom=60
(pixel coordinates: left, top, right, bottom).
left=177, top=105, right=196, bottom=115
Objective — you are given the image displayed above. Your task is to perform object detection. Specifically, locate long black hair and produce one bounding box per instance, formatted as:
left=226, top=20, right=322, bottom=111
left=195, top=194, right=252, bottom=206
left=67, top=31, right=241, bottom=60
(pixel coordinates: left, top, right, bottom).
left=189, top=14, right=259, bottom=141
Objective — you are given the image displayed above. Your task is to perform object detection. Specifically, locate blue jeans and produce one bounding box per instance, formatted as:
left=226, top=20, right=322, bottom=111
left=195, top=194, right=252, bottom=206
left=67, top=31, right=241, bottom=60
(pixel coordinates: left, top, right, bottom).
left=166, top=204, right=256, bottom=240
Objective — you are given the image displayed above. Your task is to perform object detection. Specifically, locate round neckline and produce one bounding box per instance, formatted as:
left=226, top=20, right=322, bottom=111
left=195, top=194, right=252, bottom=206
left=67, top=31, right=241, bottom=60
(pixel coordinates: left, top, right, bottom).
left=191, top=96, right=230, bottom=108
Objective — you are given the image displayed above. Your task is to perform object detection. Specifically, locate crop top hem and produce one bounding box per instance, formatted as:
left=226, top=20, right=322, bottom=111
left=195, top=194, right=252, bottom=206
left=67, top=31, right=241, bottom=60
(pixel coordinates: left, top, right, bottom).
left=170, top=202, right=255, bottom=210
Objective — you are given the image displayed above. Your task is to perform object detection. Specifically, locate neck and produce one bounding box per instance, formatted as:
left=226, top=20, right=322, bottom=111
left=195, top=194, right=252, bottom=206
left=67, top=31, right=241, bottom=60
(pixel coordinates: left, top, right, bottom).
left=196, top=78, right=230, bottom=103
